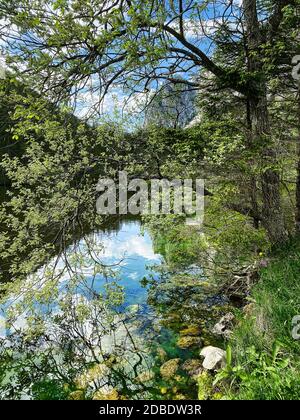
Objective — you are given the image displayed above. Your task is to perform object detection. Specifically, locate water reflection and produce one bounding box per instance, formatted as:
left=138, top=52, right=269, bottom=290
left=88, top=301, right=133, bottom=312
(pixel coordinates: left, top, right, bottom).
left=0, top=218, right=213, bottom=400
left=90, top=220, right=162, bottom=308
left=0, top=220, right=166, bottom=399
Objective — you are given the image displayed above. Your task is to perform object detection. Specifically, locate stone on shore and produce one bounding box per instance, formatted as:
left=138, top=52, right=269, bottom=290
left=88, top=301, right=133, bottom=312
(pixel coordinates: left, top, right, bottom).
left=211, top=312, right=234, bottom=339
left=200, top=346, right=226, bottom=370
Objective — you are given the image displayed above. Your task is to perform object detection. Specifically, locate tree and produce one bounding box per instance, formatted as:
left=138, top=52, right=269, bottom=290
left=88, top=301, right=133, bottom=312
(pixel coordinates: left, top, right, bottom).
left=0, top=0, right=298, bottom=242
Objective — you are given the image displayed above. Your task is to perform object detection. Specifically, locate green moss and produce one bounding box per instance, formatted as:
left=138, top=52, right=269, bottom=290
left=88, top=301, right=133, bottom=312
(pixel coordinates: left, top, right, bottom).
left=176, top=336, right=202, bottom=349
left=68, top=390, right=86, bottom=400
left=179, top=325, right=201, bottom=336
left=160, top=359, right=180, bottom=380
left=197, top=371, right=213, bottom=400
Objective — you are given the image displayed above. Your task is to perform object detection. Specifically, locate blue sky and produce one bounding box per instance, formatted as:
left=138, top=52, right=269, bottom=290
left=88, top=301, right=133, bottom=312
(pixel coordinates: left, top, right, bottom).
left=0, top=1, right=244, bottom=122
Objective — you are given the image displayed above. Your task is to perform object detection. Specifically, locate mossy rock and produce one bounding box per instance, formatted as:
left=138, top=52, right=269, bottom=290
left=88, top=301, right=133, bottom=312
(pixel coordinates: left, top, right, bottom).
left=160, top=358, right=180, bottom=380
left=176, top=336, right=202, bottom=349
left=157, top=347, right=168, bottom=362
left=68, top=390, right=86, bottom=400
left=173, top=393, right=188, bottom=400
left=179, top=325, right=201, bottom=336
left=181, top=359, right=203, bottom=377
left=164, top=312, right=182, bottom=323
left=93, top=388, right=119, bottom=400
left=135, top=370, right=155, bottom=383
left=76, top=363, right=110, bottom=389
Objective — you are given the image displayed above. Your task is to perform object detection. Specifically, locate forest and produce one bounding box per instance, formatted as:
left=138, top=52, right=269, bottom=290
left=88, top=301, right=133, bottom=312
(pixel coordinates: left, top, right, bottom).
left=0, top=0, right=300, bottom=402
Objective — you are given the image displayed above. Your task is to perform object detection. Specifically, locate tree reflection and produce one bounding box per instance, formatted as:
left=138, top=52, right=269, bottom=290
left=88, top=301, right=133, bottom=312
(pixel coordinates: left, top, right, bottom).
left=0, top=233, right=155, bottom=400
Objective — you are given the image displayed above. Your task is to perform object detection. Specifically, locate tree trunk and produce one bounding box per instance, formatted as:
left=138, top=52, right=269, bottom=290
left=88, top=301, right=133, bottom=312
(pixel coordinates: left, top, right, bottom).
left=246, top=98, right=260, bottom=229
left=295, top=87, right=300, bottom=233
left=243, top=0, right=287, bottom=243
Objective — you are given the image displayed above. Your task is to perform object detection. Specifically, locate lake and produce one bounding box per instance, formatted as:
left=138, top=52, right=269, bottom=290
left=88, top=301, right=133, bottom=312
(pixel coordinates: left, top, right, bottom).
left=0, top=207, right=224, bottom=400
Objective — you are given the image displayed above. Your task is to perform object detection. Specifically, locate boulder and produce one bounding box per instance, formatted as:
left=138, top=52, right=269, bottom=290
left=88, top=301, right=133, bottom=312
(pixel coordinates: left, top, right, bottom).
left=200, top=346, right=226, bottom=370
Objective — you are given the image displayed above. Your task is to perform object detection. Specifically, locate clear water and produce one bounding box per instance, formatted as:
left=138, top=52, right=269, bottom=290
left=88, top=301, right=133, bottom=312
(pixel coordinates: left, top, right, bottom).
left=88, top=220, right=162, bottom=308
left=0, top=219, right=162, bottom=334
left=0, top=218, right=206, bottom=399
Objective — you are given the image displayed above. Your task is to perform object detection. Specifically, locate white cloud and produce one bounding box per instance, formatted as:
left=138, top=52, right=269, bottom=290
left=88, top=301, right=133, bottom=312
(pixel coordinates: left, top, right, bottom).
left=168, top=17, right=222, bottom=41
left=99, top=233, right=160, bottom=261
left=0, top=18, right=19, bottom=45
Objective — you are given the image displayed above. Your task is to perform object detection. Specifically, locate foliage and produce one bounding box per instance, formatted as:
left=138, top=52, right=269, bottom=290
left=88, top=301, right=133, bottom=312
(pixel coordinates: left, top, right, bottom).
left=217, top=238, right=300, bottom=400
left=214, top=343, right=295, bottom=400
left=0, top=0, right=300, bottom=401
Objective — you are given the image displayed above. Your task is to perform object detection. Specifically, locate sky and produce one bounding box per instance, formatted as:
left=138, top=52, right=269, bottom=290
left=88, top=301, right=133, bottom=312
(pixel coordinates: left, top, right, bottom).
left=0, top=1, right=244, bottom=122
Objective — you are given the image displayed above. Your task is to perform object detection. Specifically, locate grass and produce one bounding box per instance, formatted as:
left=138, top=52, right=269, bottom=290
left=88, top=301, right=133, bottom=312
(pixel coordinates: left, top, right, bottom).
left=224, top=236, right=300, bottom=400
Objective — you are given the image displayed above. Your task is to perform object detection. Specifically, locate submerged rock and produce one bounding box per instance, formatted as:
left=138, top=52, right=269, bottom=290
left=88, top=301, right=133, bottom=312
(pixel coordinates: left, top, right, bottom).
left=76, top=363, right=110, bottom=389
left=160, top=358, right=180, bottom=379
left=135, top=370, right=155, bottom=383
left=181, top=359, right=203, bottom=377
left=152, top=321, right=162, bottom=334
left=200, top=346, right=226, bottom=370
left=126, top=304, right=140, bottom=314
left=179, top=325, right=201, bottom=336
left=68, top=390, right=85, bottom=400
left=157, top=347, right=167, bottom=362
left=177, top=335, right=202, bottom=349
left=93, top=386, right=119, bottom=400
left=211, top=312, right=234, bottom=339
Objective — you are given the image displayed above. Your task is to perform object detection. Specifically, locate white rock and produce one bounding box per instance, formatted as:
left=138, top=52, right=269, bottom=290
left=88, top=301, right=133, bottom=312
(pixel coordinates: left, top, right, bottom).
left=200, top=346, right=226, bottom=370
